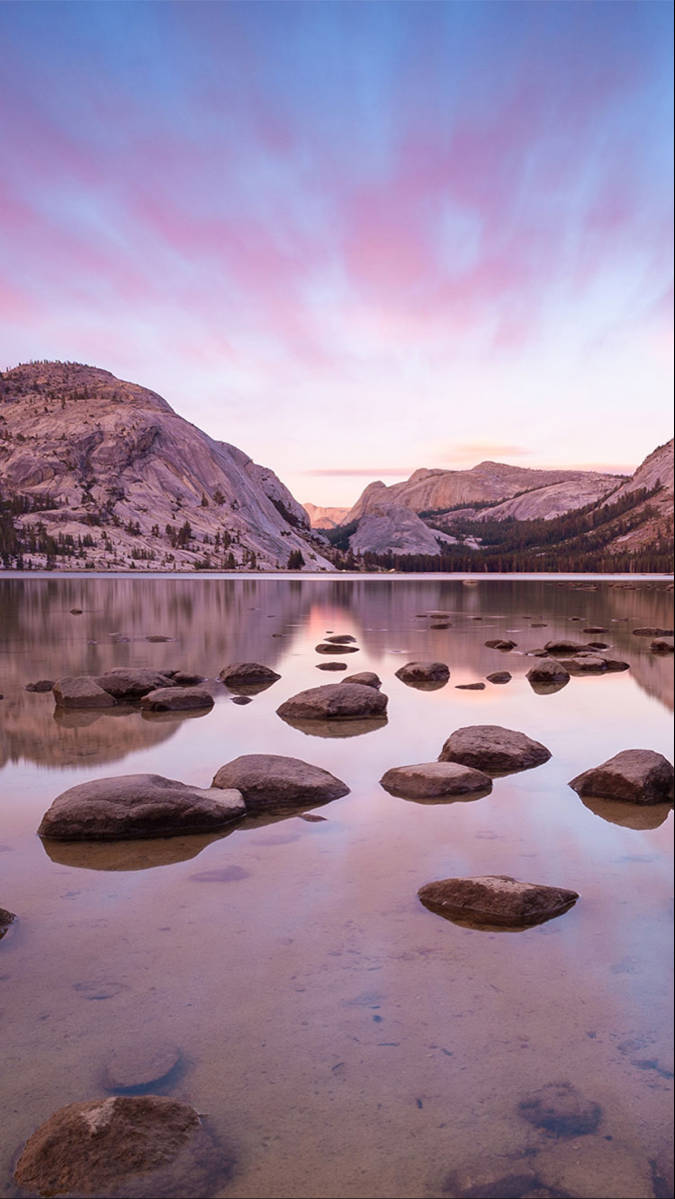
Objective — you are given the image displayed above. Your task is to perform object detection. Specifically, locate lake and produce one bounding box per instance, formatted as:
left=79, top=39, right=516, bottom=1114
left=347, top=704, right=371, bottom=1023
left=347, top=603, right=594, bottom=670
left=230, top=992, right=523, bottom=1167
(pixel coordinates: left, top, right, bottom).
left=0, top=575, right=673, bottom=1199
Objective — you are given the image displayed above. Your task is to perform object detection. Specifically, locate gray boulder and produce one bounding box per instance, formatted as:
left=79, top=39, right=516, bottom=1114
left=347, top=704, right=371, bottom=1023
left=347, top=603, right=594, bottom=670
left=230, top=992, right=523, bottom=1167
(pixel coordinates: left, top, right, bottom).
left=218, top=663, right=280, bottom=686
left=439, top=724, right=551, bottom=774
left=526, top=659, right=570, bottom=687
left=418, top=875, right=578, bottom=929
left=54, top=676, right=116, bottom=710
left=569, top=749, right=674, bottom=805
left=38, top=774, right=245, bottom=840
left=380, top=761, right=492, bottom=799
left=395, top=661, right=449, bottom=685
left=277, top=683, right=387, bottom=721
left=140, top=688, right=214, bottom=713
left=96, top=669, right=174, bottom=699
left=13, top=1095, right=230, bottom=1199
left=212, top=754, right=349, bottom=814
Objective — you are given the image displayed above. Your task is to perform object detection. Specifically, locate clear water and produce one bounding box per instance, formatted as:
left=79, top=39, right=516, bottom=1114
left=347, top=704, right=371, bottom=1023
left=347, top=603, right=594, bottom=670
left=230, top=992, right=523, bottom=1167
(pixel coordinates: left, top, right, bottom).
left=0, top=576, right=672, bottom=1198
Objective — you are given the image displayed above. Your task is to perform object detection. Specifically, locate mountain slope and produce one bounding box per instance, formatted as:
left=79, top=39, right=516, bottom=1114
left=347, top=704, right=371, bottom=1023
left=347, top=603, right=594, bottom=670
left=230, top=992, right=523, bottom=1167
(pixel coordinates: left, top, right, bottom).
left=0, top=362, right=333, bottom=571
left=303, top=502, right=349, bottom=529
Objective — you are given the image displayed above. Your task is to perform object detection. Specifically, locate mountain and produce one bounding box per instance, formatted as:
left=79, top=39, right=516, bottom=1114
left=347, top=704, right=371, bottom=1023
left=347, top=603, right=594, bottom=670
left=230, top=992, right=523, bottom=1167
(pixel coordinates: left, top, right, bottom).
left=0, top=362, right=333, bottom=571
left=344, top=460, right=623, bottom=524
left=303, top=502, right=349, bottom=529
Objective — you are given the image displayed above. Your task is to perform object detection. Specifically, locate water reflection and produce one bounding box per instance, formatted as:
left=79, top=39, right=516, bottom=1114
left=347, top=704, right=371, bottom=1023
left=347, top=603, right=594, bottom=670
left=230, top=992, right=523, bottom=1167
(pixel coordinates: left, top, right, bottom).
left=579, top=794, right=674, bottom=830
left=41, top=829, right=236, bottom=871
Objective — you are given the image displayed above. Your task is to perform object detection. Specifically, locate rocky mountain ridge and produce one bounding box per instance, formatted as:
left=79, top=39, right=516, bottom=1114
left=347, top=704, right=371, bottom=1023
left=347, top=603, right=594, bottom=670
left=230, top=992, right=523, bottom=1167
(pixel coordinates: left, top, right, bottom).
left=0, top=362, right=333, bottom=571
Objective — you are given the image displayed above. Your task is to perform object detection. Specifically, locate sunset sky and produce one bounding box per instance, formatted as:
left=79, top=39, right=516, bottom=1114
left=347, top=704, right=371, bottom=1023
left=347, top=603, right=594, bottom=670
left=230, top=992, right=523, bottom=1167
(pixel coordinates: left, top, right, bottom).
left=1, top=0, right=672, bottom=506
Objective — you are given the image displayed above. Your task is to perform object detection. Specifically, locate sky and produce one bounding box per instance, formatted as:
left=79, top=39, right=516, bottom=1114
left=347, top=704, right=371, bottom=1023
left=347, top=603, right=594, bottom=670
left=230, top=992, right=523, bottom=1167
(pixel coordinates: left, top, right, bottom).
left=0, top=1, right=672, bottom=507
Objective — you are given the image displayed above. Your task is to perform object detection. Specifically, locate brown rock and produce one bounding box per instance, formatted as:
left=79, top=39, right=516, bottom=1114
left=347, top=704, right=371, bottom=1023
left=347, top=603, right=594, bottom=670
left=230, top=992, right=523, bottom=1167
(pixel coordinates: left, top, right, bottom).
left=38, top=774, right=246, bottom=840
left=543, top=639, right=591, bottom=654
left=484, top=639, right=516, bottom=650
left=395, top=661, right=450, bottom=685
left=380, top=761, right=492, bottom=799
left=651, top=636, right=674, bottom=653
left=96, top=669, right=174, bottom=700
left=563, top=655, right=608, bottom=673
left=315, top=642, right=359, bottom=654
left=602, top=658, right=630, bottom=672
left=316, top=661, right=348, bottom=671
left=211, top=754, right=349, bottom=813
left=171, top=671, right=206, bottom=686
left=439, top=725, right=551, bottom=774
left=54, top=677, right=117, bottom=710
left=276, top=682, right=387, bottom=721
left=583, top=626, right=607, bottom=633
left=218, top=663, right=281, bottom=686
left=342, top=671, right=382, bottom=689
left=0, top=906, right=16, bottom=940
left=140, top=688, right=214, bottom=713
left=25, top=679, right=55, bottom=692
left=418, top=875, right=578, bottom=930
left=518, top=1081, right=602, bottom=1137
left=486, top=672, right=512, bottom=684
left=526, top=660, right=570, bottom=687
left=569, top=749, right=674, bottom=805
left=633, top=626, right=673, bottom=636
left=13, top=1095, right=230, bottom=1198
left=455, top=682, right=485, bottom=690
left=324, top=634, right=357, bottom=644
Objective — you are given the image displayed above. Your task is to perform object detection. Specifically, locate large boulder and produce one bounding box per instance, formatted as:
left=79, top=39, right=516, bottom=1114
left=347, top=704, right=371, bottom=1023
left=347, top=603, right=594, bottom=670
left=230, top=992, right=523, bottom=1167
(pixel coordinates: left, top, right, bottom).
left=96, top=669, right=175, bottom=700
left=569, top=749, right=674, bottom=805
left=395, top=661, right=449, bottom=686
left=140, top=688, right=214, bottom=713
left=38, top=774, right=246, bottom=840
left=380, top=762, right=492, bottom=800
left=218, top=663, right=280, bottom=687
left=343, top=672, right=382, bottom=689
left=277, top=683, right=387, bottom=721
left=439, top=725, right=551, bottom=774
left=54, top=677, right=116, bottom=710
left=13, top=1095, right=230, bottom=1198
left=418, top=875, right=579, bottom=929
left=526, top=659, right=570, bottom=687
left=211, top=754, right=349, bottom=814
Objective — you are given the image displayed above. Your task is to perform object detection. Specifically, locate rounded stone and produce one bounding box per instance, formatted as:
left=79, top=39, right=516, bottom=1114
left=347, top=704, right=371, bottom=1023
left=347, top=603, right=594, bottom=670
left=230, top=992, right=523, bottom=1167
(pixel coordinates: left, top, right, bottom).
left=342, top=672, right=382, bottom=689
left=486, top=671, right=512, bottom=684
left=518, top=1081, right=602, bottom=1137
left=418, top=875, right=579, bottom=930
left=218, top=663, right=281, bottom=686
left=439, top=725, right=551, bottom=774
left=140, top=688, right=214, bottom=713
left=277, top=683, right=387, bottom=721
left=211, top=754, right=349, bottom=814
left=315, top=643, right=359, bottom=654
left=569, top=749, right=674, bottom=805
left=395, top=661, right=449, bottom=686
left=380, top=761, right=492, bottom=799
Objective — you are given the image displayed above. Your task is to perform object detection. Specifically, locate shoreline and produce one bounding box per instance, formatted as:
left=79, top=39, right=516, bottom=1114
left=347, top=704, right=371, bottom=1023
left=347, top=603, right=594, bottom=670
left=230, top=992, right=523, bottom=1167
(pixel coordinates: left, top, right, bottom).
left=1, top=569, right=673, bottom=582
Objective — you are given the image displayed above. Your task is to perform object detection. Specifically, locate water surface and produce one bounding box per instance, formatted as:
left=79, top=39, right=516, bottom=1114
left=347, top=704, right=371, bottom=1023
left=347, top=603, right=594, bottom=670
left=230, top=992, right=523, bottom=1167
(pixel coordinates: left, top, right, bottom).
left=0, top=576, right=673, bottom=1198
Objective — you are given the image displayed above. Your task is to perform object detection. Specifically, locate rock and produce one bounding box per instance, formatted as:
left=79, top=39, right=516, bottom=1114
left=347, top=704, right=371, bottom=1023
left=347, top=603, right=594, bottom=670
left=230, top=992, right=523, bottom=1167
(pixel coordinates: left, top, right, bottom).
left=146, top=634, right=171, bottom=642
left=563, top=655, right=608, bottom=673
left=96, top=669, right=175, bottom=700
left=323, top=634, right=357, bottom=644
left=586, top=640, right=610, bottom=649
left=140, top=688, right=214, bottom=713
left=13, top=1094, right=230, bottom=1198
left=54, top=677, right=117, bottom=710
left=218, top=663, right=281, bottom=686
left=486, top=672, right=512, bottom=684
left=38, top=774, right=246, bottom=840
left=535, top=1134, right=654, bottom=1199
left=342, top=672, right=382, bottom=689
left=211, top=754, right=349, bottom=814
left=70, top=608, right=82, bottom=614
left=430, top=621, right=450, bottom=629
left=455, top=682, right=485, bottom=690
left=544, top=639, right=591, bottom=655
left=651, top=636, right=674, bottom=653
left=315, top=642, right=359, bottom=654
left=103, top=1041, right=182, bottom=1093
left=526, top=660, right=570, bottom=687
left=439, top=725, right=552, bottom=774
left=583, top=626, right=607, bottom=633
left=231, top=695, right=252, bottom=706
left=25, top=679, right=54, bottom=692
left=171, top=671, right=206, bottom=686
left=418, top=875, right=579, bottom=930
left=518, top=1081, right=602, bottom=1137
left=531, top=622, right=548, bottom=627
left=633, top=626, right=673, bottom=636
left=440, top=1160, right=550, bottom=1199
left=380, top=761, right=492, bottom=799
left=0, top=906, right=16, bottom=940
left=316, top=661, right=348, bottom=671
left=484, top=639, right=517, bottom=650
left=395, top=661, right=450, bottom=685
left=276, top=683, right=387, bottom=721
left=602, top=659, right=630, bottom=672
left=569, top=749, right=674, bottom=805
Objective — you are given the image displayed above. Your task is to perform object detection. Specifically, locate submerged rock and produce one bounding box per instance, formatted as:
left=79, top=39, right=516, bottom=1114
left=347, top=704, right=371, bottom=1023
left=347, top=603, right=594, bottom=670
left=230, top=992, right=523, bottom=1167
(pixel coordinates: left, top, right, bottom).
left=569, top=749, right=674, bottom=805
left=211, top=754, right=349, bottom=813
left=103, top=1042, right=182, bottom=1094
left=13, top=1095, right=231, bottom=1198
left=140, top=688, right=214, bottom=713
left=535, top=1134, right=654, bottom=1199
left=518, top=1080, right=602, bottom=1137
left=380, top=761, right=492, bottom=799
left=25, top=679, right=54, bottom=693
left=54, top=676, right=117, bottom=710
left=218, top=663, right=280, bottom=686
left=418, top=875, right=578, bottom=930
left=277, top=682, right=387, bottom=721
left=38, top=774, right=246, bottom=840
left=342, top=671, right=382, bottom=689
left=395, top=661, right=450, bottom=686
left=439, top=725, right=551, bottom=774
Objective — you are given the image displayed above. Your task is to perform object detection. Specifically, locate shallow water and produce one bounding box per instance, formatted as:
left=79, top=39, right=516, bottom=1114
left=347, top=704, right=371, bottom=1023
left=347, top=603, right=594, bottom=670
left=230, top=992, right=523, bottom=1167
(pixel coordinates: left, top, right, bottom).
left=0, top=576, right=673, bottom=1198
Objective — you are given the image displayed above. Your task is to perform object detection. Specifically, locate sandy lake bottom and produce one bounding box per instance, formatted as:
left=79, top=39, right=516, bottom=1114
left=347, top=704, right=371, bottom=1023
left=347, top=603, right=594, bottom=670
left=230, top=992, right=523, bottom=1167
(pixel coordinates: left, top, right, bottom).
left=0, top=575, right=673, bottom=1198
